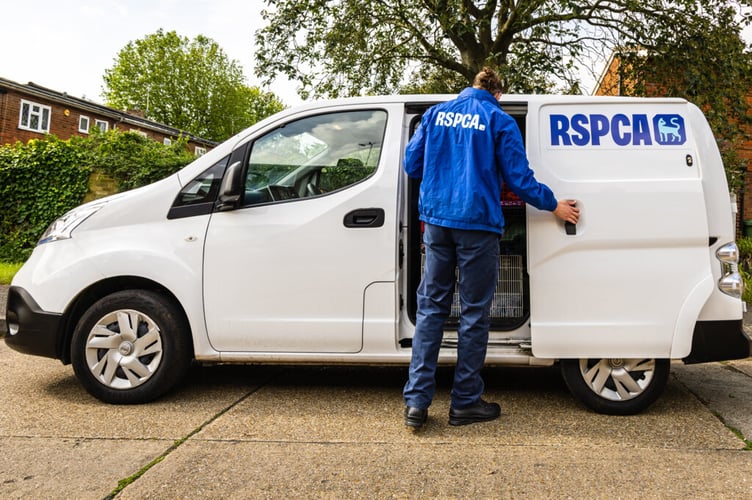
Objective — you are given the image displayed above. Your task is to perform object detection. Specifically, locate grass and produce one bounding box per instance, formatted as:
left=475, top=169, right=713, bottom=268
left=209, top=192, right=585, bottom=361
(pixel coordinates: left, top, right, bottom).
left=0, top=262, right=23, bottom=285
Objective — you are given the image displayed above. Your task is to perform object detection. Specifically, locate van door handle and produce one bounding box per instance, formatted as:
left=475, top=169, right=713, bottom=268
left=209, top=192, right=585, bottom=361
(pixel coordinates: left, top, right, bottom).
left=565, top=221, right=576, bottom=235
left=344, top=208, right=385, bottom=228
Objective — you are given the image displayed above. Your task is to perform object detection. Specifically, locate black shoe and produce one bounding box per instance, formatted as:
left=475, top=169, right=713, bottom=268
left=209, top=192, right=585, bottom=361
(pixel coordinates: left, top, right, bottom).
left=405, top=406, right=428, bottom=428
left=449, top=399, right=501, bottom=426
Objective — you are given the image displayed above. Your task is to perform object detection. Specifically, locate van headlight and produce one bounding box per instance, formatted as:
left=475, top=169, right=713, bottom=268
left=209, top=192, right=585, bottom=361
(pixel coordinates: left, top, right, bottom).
left=38, top=202, right=105, bottom=245
left=716, top=242, right=743, bottom=298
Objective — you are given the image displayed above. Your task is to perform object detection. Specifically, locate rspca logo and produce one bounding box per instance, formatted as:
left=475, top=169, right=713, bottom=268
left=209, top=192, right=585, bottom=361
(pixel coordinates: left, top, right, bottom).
left=550, top=113, right=686, bottom=147
left=434, top=111, right=486, bottom=131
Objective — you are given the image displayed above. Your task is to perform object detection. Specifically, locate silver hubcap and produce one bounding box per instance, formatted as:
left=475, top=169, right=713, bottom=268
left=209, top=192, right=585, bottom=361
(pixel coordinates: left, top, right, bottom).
left=84, top=309, right=163, bottom=390
left=579, top=358, right=655, bottom=401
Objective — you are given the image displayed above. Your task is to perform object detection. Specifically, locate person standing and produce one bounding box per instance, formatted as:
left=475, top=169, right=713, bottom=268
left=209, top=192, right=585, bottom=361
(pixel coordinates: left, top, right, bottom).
left=403, top=67, right=580, bottom=428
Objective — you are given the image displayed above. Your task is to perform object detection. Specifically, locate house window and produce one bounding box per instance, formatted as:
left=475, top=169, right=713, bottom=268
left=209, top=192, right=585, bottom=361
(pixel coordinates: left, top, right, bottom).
left=19, top=99, right=51, bottom=133
left=79, top=115, right=90, bottom=134
left=163, top=138, right=172, bottom=146
left=130, top=129, right=148, bottom=138
left=95, top=119, right=109, bottom=132
left=195, top=146, right=207, bottom=156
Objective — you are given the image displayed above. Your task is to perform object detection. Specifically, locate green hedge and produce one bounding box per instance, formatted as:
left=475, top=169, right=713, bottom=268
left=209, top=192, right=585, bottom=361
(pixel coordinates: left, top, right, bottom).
left=737, top=236, right=752, bottom=304
left=0, top=131, right=195, bottom=261
left=81, top=129, right=195, bottom=191
left=0, top=137, right=90, bottom=261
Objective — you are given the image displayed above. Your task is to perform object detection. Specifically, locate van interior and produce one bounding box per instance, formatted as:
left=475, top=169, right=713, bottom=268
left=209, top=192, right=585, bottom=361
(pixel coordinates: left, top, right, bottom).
left=402, top=103, right=530, bottom=346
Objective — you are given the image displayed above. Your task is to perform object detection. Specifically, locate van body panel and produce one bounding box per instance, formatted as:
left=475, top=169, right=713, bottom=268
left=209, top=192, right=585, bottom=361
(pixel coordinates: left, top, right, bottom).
left=203, top=103, right=403, bottom=353
left=527, top=101, right=713, bottom=358
left=689, top=105, right=744, bottom=323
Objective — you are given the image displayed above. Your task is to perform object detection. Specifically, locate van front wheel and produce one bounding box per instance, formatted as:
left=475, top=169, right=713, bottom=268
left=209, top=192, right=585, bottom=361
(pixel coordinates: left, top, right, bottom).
left=71, top=290, right=192, bottom=404
left=560, top=358, right=669, bottom=415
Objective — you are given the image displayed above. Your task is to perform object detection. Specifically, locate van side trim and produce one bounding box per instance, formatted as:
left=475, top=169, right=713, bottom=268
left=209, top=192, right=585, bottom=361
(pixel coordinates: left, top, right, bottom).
left=682, top=320, right=751, bottom=364
left=671, top=275, right=713, bottom=357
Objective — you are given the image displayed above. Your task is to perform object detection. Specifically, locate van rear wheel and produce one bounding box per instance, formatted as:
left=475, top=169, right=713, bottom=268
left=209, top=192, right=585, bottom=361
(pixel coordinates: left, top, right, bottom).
left=560, top=358, right=669, bottom=415
left=71, top=290, right=192, bottom=404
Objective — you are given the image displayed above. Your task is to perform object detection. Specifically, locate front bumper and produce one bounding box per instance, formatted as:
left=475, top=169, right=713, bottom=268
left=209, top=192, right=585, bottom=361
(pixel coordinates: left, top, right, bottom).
left=683, top=319, right=752, bottom=364
left=4, top=286, right=63, bottom=360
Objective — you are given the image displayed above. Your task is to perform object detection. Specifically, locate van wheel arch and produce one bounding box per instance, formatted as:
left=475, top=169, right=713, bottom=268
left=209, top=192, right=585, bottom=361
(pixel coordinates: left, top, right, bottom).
left=60, top=277, right=193, bottom=364
left=560, top=358, right=670, bottom=415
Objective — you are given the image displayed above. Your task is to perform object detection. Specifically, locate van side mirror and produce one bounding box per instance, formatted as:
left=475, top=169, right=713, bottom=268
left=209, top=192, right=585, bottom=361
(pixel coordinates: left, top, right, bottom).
left=216, top=161, right=243, bottom=211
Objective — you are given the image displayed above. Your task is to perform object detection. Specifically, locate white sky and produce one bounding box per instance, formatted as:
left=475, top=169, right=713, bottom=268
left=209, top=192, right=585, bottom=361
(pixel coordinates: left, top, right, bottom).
left=0, top=0, right=303, bottom=106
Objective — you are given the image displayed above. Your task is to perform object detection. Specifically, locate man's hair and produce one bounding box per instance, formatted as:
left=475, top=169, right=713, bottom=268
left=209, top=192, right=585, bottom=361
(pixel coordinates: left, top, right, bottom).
left=472, top=67, right=503, bottom=95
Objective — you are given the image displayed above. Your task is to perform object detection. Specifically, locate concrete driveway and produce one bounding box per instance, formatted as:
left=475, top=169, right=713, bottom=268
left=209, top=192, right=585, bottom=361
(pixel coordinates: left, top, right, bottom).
left=0, top=339, right=750, bottom=499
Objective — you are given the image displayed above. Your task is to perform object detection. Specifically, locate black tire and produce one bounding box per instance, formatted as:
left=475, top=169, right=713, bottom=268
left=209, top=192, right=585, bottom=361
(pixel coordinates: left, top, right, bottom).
left=560, top=358, right=670, bottom=415
left=71, top=290, right=192, bottom=404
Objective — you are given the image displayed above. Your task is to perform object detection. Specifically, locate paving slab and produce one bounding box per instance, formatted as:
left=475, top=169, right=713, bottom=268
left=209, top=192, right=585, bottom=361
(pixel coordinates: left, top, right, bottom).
left=0, top=342, right=279, bottom=498
left=0, top=436, right=169, bottom=499
left=673, top=360, right=752, bottom=443
left=118, top=366, right=749, bottom=498
left=729, top=357, right=752, bottom=378
left=117, top=442, right=752, bottom=499
left=195, top=365, right=740, bottom=449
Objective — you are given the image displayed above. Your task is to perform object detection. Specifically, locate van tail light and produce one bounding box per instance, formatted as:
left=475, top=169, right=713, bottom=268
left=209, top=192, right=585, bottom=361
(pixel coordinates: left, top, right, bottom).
left=716, top=242, right=743, bottom=299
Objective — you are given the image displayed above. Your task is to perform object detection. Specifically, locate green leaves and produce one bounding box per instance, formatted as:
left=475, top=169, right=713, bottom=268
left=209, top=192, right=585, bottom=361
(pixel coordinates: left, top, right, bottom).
left=0, top=131, right=198, bottom=261
left=80, top=128, right=196, bottom=192
left=255, top=0, right=752, bottom=99
left=103, top=29, right=285, bottom=142
left=617, top=1, right=752, bottom=190
left=0, top=137, right=90, bottom=261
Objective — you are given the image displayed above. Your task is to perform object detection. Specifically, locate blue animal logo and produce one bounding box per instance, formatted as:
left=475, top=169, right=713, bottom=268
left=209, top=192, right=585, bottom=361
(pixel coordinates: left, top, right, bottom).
left=653, top=115, right=686, bottom=145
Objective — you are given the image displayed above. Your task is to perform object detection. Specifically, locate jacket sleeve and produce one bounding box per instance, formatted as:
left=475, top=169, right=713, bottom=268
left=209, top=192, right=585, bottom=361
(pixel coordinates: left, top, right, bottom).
left=404, top=116, right=427, bottom=179
left=495, top=115, right=557, bottom=212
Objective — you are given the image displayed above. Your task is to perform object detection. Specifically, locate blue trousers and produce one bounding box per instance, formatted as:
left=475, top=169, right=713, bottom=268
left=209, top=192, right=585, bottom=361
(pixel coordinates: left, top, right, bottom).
left=403, top=223, right=499, bottom=410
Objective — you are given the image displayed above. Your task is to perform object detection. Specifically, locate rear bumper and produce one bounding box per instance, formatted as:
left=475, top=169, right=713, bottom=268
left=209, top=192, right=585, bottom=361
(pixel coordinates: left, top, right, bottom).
left=4, top=286, right=62, bottom=360
left=683, top=319, right=751, bottom=364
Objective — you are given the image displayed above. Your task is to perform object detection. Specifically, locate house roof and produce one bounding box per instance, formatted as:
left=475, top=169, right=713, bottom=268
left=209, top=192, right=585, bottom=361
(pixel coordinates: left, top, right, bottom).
left=0, top=76, right=217, bottom=147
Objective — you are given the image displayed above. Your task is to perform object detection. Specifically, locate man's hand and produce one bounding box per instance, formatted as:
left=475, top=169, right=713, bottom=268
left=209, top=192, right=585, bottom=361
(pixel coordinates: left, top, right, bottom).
left=553, top=200, right=580, bottom=224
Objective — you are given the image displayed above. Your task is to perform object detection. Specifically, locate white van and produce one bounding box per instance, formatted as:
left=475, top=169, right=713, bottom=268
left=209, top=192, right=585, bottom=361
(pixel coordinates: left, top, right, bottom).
left=5, top=94, right=750, bottom=414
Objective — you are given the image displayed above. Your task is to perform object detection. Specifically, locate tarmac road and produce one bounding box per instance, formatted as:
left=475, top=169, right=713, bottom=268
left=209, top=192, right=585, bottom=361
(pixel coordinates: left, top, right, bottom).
left=0, top=334, right=751, bottom=499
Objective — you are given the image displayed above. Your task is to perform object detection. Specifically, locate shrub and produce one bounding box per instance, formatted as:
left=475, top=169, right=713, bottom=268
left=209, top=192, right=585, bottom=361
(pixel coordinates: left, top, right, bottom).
left=0, top=131, right=196, bottom=261
left=737, top=236, right=752, bottom=304
left=79, top=128, right=195, bottom=191
left=0, top=137, right=90, bottom=261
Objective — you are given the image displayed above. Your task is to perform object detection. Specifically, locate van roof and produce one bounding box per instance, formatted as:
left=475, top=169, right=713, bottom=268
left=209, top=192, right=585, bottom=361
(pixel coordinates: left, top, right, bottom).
left=289, top=93, right=689, bottom=109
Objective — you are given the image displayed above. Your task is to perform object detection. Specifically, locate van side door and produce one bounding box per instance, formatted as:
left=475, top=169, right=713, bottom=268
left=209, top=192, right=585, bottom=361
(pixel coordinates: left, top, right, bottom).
left=527, top=101, right=714, bottom=358
left=203, top=105, right=402, bottom=353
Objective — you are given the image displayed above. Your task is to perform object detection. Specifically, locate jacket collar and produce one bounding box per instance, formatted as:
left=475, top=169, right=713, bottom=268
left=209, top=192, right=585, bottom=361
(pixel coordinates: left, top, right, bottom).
left=458, top=87, right=499, bottom=106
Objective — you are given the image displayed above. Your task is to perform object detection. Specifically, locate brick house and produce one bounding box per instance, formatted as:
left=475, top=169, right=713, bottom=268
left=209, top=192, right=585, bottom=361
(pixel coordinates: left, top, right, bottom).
left=593, top=53, right=752, bottom=227
left=0, top=76, right=217, bottom=154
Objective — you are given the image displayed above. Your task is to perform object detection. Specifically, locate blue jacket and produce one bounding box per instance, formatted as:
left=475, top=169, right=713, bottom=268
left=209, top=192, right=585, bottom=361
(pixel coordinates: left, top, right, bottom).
left=404, top=87, right=557, bottom=234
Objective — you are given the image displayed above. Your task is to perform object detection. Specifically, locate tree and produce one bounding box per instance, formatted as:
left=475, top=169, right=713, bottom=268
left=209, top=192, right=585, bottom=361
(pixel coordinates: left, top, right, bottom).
left=103, top=29, right=285, bottom=142
left=255, top=0, right=752, bottom=98
left=615, top=5, right=752, bottom=190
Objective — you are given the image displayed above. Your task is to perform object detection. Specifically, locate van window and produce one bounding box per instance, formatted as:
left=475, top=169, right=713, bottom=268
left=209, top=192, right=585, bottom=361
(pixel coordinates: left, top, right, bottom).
left=242, top=110, right=387, bottom=206
left=167, top=155, right=229, bottom=219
